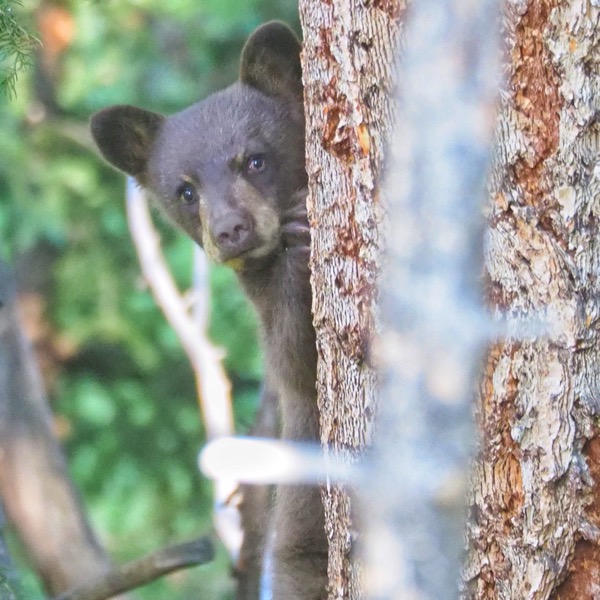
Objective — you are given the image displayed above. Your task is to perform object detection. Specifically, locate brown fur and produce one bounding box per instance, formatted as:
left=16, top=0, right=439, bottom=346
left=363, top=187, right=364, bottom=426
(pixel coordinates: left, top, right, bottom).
left=90, top=22, right=327, bottom=600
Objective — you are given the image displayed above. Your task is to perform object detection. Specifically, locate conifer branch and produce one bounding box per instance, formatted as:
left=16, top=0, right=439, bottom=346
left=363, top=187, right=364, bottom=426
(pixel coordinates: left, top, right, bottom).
left=0, top=0, right=38, bottom=97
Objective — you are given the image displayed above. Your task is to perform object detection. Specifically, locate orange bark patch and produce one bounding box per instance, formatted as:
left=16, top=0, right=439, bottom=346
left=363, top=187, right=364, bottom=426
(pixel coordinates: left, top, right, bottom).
left=511, top=0, right=561, bottom=212
left=551, top=542, right=600, bottom=600
left=585, top=438, right=600, bottom=527
left=551, top=437, right=600, bottom=599
left=322, top=94, right=370, bottom=164
left=493, top=451, right=524, bottom=518
left=318, top=48, right=372, bottom=163
left=357, top=123, right=371, bottom=156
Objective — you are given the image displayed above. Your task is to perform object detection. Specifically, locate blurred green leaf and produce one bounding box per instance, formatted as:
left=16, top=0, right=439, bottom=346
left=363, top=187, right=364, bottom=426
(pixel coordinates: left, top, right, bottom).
left=1, top=0, right=298, bottom=597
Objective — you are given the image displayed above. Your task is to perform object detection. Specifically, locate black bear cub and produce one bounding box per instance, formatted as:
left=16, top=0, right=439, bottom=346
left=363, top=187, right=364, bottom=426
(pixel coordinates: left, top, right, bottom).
left=90, top=22, right=326, bottom=600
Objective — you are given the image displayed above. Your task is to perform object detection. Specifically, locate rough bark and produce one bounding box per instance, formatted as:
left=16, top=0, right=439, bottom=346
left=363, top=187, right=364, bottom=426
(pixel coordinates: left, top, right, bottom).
left=0, top=260, right=112, bottom=595
left=299, top=3, right=402, bottom=599
left=463, top=2, right=600, bottom=598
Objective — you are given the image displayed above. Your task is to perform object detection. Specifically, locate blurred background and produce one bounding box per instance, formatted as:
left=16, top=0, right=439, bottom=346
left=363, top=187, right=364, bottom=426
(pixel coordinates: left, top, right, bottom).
left=1, top=0, right=298, bottom=597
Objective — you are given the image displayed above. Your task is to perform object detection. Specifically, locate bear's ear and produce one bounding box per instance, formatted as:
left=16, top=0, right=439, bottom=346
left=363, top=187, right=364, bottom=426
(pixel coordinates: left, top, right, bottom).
left=240, top=21, right=303, bottom=100
left=90, top=105, right=164, bottom=181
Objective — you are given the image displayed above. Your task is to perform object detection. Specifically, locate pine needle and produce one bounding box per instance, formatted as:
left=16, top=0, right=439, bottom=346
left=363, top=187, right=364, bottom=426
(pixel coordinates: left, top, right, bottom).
left=0, top=0, right=38, bottom=98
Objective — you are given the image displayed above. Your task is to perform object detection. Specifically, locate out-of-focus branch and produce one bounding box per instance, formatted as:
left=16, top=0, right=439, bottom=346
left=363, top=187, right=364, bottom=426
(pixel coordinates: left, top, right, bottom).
left=365, top=0, right=500, bottom=598
left=125, top=181, right=242, bottom=558
left=54, top=536, right=214, bottom=600
left=0, top=260, right=113, bottom=595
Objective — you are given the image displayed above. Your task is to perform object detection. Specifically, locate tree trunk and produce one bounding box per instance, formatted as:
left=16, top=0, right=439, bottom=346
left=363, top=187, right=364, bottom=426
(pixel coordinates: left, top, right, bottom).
left=0, top=260, right=112, bottom=595
left=464, top=2, right=600, bottom=598
left=299, top=3, right=402, bottom=599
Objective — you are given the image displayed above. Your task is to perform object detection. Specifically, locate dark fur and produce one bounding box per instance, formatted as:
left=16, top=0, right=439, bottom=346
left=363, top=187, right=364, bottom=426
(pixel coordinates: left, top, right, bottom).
left=90, top=22, right=326, bottom=600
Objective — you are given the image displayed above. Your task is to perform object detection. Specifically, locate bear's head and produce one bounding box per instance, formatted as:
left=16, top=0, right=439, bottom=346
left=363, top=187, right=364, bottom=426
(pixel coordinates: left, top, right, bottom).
left=91, top=22, right=305, bottom=267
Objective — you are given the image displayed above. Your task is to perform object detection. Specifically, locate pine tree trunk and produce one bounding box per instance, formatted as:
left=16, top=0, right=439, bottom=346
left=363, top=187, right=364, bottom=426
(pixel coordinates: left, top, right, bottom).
left=299, top=3, right=402, bottom=599
left=464, top=2, right=600, bottom=597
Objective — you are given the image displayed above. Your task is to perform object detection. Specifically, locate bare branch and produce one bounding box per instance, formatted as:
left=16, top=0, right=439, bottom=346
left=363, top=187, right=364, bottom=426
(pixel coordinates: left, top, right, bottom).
left=125, top=181, right=233, bottom=439
left=0, top=260, right=113, bottom=594
left=54, top=537, right=214, bottom=600
left=125, top=181, right=242, bottom=558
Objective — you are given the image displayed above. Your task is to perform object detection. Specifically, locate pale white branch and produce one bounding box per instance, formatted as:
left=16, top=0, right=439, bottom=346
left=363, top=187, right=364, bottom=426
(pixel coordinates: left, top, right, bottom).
left=125, top=179, right=241, bottom=558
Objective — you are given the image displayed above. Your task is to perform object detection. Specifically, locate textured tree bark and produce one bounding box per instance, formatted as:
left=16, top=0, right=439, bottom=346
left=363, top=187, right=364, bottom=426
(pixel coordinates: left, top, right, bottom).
left=0, top=260, right=112, bottom=595
left=299, top=3, right=402, bottom=599
left=463, top=2, right=600, bottom=598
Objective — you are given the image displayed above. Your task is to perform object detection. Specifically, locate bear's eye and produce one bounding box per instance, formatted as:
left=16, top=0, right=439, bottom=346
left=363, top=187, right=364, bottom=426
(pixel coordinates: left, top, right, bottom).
left=177, top=182, right=198, bottom=205
left=246, top=154, right=266, bottom=173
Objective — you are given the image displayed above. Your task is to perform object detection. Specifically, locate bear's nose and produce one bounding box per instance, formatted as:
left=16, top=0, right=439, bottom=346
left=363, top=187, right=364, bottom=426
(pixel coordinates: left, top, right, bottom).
left=214, top=213, right=251, bottom=251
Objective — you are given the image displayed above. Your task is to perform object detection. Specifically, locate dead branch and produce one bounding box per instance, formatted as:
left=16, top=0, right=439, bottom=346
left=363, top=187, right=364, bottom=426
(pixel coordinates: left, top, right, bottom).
left=54, top=536, right=214, bottom=600
left=124, top=182, right=242, bottom=558
left=125, top=182, right=233, bottom=439
left=0, top=259, right=113, bottom=594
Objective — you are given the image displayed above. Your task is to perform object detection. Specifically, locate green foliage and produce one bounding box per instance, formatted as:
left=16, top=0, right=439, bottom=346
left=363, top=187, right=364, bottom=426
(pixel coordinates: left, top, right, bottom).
left=1, top=0, right=298, bottom=597
left=0, top=539, right=20, bottom=600
left=0, top=0, right=37, bottom=97
left=210, top=265, right=263, bottom=381
left=0, top=577, right=18, bottom=600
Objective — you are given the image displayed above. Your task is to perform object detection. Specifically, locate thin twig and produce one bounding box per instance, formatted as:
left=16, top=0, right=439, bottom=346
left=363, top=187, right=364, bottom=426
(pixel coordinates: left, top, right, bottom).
left=53, top=537, right=214, bottom=600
